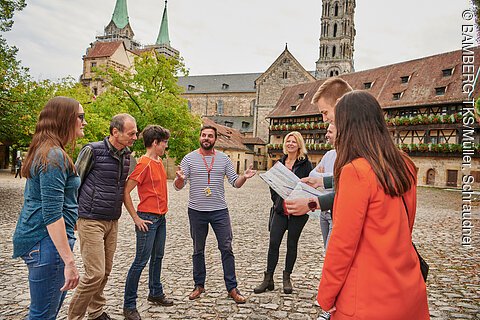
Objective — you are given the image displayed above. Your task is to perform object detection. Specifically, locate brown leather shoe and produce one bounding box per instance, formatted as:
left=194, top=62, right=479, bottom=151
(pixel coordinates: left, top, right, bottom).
left=228, top=288, right=246, bottom=304
left=188, top=285, right=205, bottom=300
left=148, top=294, right=174, bottom=306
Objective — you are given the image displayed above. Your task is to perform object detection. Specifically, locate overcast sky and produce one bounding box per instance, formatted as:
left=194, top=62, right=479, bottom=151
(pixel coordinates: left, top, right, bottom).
left=2, top=0, right=476, bottom=81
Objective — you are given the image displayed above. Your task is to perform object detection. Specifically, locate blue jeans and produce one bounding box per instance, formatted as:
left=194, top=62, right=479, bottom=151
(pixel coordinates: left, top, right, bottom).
left=320, top=211, right=333, bottom=249
left=21, top=235, right=75, bottom=320
left=124, top=212, right=167, bottom=309
left=188, top=208, right=237, bottom=292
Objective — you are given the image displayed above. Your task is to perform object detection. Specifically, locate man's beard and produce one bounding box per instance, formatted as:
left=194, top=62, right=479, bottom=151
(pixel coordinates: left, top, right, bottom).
left=201, top=140, right=215, bottom=150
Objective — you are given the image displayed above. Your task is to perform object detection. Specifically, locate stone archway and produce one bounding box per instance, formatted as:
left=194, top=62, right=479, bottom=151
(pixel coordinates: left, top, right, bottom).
left=426, top=169, right=436, bottom=186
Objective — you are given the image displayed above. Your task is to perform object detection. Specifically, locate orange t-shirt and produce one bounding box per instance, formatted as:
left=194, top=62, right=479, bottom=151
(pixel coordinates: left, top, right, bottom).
left=128, top=156, right=168, bottom=215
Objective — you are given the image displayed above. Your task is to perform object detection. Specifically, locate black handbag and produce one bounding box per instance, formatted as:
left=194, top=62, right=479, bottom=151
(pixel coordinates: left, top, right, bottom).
left=402, top=197, right=429, bottom=282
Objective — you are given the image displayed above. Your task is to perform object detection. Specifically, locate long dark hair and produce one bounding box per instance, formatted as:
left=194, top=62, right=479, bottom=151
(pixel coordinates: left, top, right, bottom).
left=333, top=91, right=416, bottom=196
left=22, top=96, right=80, bottom=178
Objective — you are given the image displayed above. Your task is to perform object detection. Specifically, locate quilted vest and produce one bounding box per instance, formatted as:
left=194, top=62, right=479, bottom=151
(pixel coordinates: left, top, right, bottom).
left=78, top=138, right=131, bottom=220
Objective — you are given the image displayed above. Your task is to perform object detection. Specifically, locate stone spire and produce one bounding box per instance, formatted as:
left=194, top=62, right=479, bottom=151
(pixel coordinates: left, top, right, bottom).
left=111, top=0, right=129, bottom=29
left=315, top=0, right=356, bottom=79
left=156, top=0, right=170, bottom=45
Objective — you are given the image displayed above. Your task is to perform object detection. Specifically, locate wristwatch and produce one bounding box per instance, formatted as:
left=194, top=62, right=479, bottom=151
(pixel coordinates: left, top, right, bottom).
left=308, top=198, right=318, bottom=212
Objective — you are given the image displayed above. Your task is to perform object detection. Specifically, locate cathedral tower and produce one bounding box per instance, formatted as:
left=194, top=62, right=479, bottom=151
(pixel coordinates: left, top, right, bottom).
left=315, top=0, right=355, bottom=79
left=96, top=0, right=140, bottom=50
left=151, top=0, right=179, bottom=57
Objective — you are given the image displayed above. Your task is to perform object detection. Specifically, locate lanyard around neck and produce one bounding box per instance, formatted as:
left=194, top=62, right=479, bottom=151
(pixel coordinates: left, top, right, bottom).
left=199, top=149, right=215, bottom=184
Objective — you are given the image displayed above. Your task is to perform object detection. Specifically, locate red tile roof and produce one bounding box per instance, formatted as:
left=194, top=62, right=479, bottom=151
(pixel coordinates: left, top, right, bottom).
left=202, top=118, right=249, bottom=151
left=86, top=41, right=125, bottom=58
left=269, top=47, right=480, bottom=118
left=242, top=137, right=266, bottom=145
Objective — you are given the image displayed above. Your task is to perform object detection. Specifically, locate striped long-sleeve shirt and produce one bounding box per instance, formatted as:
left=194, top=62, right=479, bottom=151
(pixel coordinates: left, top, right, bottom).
left=175, top=149, right=239, bottom=212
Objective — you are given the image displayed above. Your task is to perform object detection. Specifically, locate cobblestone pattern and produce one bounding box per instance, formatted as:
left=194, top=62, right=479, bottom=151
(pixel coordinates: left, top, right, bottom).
left=0, top=172, right=478, bottom=319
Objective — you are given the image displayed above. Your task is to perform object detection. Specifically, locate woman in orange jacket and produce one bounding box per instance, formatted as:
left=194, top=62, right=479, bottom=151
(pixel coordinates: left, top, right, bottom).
left=317, top=91, right=430, bottom=320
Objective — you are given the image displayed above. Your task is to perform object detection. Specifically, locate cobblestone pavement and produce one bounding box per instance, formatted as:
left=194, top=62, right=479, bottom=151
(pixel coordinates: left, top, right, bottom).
left=0, top=171, right=478, bottom=319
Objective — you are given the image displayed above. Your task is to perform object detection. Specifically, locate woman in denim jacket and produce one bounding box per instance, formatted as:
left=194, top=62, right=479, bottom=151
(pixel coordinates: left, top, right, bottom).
left=12, top=96, right=86, bottom=320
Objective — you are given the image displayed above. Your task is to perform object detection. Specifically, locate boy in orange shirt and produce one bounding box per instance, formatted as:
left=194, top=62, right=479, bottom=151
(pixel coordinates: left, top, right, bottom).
left=123, top=125, right=173, bottom=320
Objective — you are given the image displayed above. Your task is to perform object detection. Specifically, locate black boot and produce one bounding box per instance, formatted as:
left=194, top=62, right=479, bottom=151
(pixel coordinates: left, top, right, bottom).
left=283, top=271, right=292, bottom=294
left=253, top=272, right=274, bottom=293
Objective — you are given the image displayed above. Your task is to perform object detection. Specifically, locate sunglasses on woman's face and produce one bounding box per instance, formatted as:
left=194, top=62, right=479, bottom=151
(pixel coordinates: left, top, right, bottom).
left=78, top=113, right=85, bottom=122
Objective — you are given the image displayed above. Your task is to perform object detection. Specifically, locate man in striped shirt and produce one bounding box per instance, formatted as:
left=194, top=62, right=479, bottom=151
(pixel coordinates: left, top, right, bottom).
left=174, top=125, right=256, bottom=304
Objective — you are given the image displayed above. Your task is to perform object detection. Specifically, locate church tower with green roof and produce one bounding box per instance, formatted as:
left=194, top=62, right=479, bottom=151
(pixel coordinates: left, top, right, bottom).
left=96, top=0, right=140, bottom=50
left=146, top=0, right=179, bottom=57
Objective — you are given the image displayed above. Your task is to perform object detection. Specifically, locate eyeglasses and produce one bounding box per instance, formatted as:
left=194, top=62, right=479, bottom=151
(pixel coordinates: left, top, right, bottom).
left=78, top=113, right=85, bottom=122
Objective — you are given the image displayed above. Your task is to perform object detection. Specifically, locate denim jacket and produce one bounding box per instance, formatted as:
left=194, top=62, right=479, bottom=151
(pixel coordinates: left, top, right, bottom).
left=12, top=148, right=80, bottom=258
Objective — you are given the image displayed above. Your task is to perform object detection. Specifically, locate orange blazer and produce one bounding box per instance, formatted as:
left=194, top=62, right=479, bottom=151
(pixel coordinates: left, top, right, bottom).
left=317, top=158, right=429, bottom=320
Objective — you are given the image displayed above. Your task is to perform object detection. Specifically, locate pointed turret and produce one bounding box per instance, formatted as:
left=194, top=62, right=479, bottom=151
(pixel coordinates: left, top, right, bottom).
left=96, top=0, right=140, bottom=50
left=111, top=0, right=129, bottom=29
left=156, top=0, right=170, bottom=45
left=147, top=0, right=179, bottom=58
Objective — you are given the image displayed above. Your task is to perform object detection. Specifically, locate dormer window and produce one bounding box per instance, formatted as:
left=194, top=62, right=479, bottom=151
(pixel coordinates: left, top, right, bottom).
left=291, top=105, right=297, bottom=111
left=442, top=68, right=453, bottom=77
left=187, top=85, right=195, bottom=91
left=400, top=76, right=410, bottom=84
left=222, top=83, right=229, bottom=90
left=298, top=93, right=305, bottom=99
left=364, top=82, right=372, bottom=89
left=435, top=86, right=446, bottom=96
left=393, top=92, right=402, bottom=100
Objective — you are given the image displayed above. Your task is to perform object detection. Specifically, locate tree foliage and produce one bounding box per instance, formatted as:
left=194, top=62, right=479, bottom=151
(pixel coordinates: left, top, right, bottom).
left=93, top=51, right=201, bottom=163
left=473, top=0, right=480, bottom=36
left=0, top=0, right=26, bottom=32
left=0, top=0, right=30, bottom=146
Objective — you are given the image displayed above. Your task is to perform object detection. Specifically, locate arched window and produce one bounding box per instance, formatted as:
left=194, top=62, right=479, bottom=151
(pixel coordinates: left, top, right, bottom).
left=332, top=45, right=336, bottom=57
left=333, top=23, right=338, bottom=37
left=334, top=3, right=339, bottom=16
left=250, top=100, right=255, bottom=116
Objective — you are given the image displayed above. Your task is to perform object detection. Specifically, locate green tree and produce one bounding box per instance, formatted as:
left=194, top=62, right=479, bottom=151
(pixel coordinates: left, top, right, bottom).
left=473, top=0, right=480, bottom=35
left=0, top=0, right=29, bottom=147
left=93, top=51, right=201, bottom=163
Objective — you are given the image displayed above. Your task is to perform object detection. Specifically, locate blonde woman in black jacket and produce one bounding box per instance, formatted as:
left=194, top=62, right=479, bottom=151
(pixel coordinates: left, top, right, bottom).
left=254, top=131, right=313, bottom=294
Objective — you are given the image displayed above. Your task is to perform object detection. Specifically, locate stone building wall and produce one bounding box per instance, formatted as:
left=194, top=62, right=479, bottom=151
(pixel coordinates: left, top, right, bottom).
left=255, top=51, right=315, bottom=142
left=414, top=156, right=480, bottom=188
left=184, top=92, right=256, bottom=117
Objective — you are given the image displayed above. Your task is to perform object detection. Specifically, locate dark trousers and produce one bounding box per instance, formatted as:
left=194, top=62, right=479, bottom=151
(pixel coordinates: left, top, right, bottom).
left=267, top=213, right=309, bottom=274
left=188, top=208, right=237, bottom=292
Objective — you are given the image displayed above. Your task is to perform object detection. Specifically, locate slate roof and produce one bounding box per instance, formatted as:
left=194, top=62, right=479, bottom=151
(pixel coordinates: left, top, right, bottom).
left=269, top=47, right=480, bottom=118
left=178, top=73, right=262, bottom=94
left=202, top=118, right=249, bottom=151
